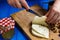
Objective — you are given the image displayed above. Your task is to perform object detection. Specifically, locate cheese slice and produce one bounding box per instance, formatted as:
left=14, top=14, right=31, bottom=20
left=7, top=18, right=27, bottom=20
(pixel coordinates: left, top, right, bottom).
left=32, top=16, right=48, bottom=27
left=32, top=24, right=49, bottom=38
left=32, top=29, right=45, bottom=38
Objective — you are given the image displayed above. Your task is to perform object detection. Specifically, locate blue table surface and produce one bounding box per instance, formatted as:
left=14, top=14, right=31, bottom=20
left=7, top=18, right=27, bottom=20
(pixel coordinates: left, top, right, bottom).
left=0, top=0, right=49, bottom=40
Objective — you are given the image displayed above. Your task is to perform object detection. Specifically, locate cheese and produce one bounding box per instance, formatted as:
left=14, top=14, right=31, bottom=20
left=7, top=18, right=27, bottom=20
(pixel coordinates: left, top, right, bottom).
left=32, top=29, right=45, bottom=38
left=32, top=24, right=49, bottom=38
left=32, top=16, right=48, bottom=27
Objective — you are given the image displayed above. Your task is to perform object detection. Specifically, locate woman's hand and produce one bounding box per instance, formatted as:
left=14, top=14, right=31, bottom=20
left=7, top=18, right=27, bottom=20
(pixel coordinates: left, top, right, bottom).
left=46, top=0, right=60, bottom=24
left=7, top=0, right=30, bottom=10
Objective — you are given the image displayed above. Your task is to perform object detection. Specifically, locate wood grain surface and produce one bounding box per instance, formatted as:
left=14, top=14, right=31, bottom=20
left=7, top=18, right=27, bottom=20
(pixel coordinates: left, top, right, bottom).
left=11, top=5, right=60, bottom=40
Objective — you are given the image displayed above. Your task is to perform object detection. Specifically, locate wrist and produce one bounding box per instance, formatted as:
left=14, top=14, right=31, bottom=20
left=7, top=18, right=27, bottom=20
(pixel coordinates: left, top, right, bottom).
left=52, top=0, right=60, bottom=13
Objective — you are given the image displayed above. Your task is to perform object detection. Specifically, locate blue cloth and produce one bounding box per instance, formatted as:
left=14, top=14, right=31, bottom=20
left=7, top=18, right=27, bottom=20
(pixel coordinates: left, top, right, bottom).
left=0, top=0, right=49, bottom=40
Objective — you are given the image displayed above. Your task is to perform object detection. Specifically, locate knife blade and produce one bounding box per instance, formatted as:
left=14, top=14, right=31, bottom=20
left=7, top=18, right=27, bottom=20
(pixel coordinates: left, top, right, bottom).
left=22, top=6, right=41, bottom=16
left=27, top=9, right=38, bottom=15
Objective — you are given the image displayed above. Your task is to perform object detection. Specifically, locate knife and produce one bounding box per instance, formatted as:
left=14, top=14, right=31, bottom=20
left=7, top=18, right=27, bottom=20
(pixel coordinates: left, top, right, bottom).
left=22, top=6, right=41, bottom=16
left=26, top=9, right=38, bottom=15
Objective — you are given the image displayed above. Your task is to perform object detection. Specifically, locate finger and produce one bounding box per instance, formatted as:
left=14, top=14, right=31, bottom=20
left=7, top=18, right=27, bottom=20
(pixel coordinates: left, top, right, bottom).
left=15, top=0, right=22, bottom=8
left=7, top=0, right=16, bottom=7
left=20, top=0, right=30, bottom=10
left=58, top=21, right=60, bottom=25
left=45, top=8, right=52, bottom=17
left=11, top=0, right=17, bottom=8
left=7, top=0, right=12, bottom=6
left=45, top=12, right=50, bottom=17
left=49, top=12, right=58, bottom=24
left=55, top=13, right=60, bottom=24
left=46, top=9, right=55, bottom=23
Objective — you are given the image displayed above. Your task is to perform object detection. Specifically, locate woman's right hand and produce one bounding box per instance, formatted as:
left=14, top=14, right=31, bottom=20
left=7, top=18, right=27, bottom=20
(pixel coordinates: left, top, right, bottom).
left=7, top=0, right=30, bottom=10
left=46, top=0, right=60, bottom=24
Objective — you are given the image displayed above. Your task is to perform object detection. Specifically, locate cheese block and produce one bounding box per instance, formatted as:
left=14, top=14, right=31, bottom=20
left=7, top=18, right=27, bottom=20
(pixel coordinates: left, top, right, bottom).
left=32, top=24, right=49, bottom=38
left=32, top=16, right=48, bottom=27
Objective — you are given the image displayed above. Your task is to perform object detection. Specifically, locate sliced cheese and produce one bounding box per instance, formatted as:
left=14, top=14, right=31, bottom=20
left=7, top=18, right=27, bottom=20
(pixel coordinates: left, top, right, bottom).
left=32, top=29, right=45, bottom=38
left=32, top=16, right=48, bottom=26
left=32, top=24, right=49, bottom=38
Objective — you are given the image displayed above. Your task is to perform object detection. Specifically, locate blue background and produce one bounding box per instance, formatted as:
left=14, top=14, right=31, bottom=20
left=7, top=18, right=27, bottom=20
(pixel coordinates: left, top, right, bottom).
left=0, top=0, right=50, bottom=40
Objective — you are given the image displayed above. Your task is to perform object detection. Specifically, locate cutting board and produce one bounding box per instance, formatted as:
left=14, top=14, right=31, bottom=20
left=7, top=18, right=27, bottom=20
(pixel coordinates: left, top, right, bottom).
left=11, top=5, right=60, bottom=40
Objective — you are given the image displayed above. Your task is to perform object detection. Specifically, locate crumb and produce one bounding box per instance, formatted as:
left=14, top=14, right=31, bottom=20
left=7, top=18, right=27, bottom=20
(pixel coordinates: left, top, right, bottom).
left=57, top=26, right=60, bottom=29
left=51, top=39, right=54, bottom=40
left=58, top=30, right=60, bottom=33
left=51, top=28, right=55, bottom=31
left=58, top=34, right=60, bottom=37
left=53, top=29, right=57, bottom=33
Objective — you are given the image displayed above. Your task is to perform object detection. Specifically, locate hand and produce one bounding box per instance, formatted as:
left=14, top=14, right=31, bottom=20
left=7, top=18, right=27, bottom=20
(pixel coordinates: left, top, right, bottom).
left=7, top=0, right=30, bottom=10
left=46, top=0, right=60, bottom=24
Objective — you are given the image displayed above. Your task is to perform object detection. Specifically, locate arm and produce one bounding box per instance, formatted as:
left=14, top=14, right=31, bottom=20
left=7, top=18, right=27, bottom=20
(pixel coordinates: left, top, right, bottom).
left=46, top=0, right=60, bottom=24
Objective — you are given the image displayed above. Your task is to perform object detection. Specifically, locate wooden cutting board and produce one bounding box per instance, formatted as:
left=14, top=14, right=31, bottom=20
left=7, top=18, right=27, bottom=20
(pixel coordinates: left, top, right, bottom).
left=11, top=5, right=60, bottom=40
